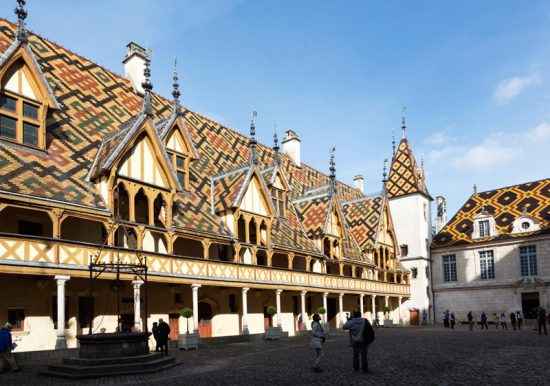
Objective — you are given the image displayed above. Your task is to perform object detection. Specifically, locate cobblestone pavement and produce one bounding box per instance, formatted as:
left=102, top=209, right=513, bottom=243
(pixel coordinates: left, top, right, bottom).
left=3, top=325, right=549, bottom=386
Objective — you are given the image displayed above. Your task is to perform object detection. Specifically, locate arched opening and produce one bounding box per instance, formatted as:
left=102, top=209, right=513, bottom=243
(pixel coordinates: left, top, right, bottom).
left=173, top=236, right=202, bottom=258
left=115, top=226, right=137, bottom=249
left=259, top=220, right=268, bottom=245
left=342, top=264, right=353, bottom=277
left=240, top=248, right=252, bottom=264
left=0, top=206, right=52, bottom=237
left=198, top=301, right=213, bottom=338
left=237, top=216, right=246, bottom=243
left=256, top=249, right=267, bottom=266
left=153, top=193, right=166, bottom=228
left=114, top=183, right=130, bottom=221
left=134, top=189, right=149, bottom=224
left=142, top=230, right=167, bottom=254
left=272, top=253, right=288, bottom=269
left=293, top=255, right=307, bottom=271
left=249, top=218, right=258, bottom=244
left=332, top=239, right=340, bottom=259
left=326, top=261, right=340, bottom=275
left=311, top=259, right=323, bottom=273
left=60, top=216, right=105, bottom=244
left=208, top=243, right=232, bottom=261
left=323, top=238, right=331, bottom=258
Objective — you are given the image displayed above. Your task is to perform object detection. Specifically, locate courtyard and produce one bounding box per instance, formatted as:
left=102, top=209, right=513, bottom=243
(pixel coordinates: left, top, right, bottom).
left=3, top=325, right=549, bottom=385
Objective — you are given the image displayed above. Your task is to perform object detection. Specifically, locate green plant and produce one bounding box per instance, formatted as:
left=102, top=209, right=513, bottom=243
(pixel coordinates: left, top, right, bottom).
left=267, top=305, right=277, bottom=327
left=317, top=307, right=327, bottom=315
left=383, top=306, right=391, bottom=318
left=180, top=307, right=193, bottom=334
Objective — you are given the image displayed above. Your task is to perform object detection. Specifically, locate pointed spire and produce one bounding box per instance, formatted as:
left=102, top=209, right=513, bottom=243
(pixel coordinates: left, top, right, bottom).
left=172, top=58, right=181, bottom=115
left=15, top=0, right=28, bottom=43
left=382, top=158, right=388, bottom=183
left=141, top=53, right=153, bottom=116
left=421, top=154, right=425, bottom=171
left=401, top=106, right=406, bottom=139
left=273, top=122, right=280, bottom=165
left=249, top=111, right=258, bottom=165
left=473, top=183, right=477, bottom=194
left=392, top=129, right=396, bottom=156
left=329, top=147, right=336, bottom=193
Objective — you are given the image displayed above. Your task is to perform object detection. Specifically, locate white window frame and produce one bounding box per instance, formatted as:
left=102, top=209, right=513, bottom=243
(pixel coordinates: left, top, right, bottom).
left=479, top=250, right=495, bottom=280
left=519, top=245, right=537, bottom=276
left=442, top=254, right=457, bottom=283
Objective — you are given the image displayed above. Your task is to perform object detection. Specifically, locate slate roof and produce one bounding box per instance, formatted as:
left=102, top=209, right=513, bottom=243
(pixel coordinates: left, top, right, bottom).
left=386, top=138, right=430, bottom=199
left=432, top=178, right=550, bottom=248
left=343, top=194, right=385, bottom=250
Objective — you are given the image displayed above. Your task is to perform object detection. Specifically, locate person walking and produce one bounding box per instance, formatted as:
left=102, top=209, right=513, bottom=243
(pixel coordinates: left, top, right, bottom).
left=450, top=312, right=456, bottom=329
left=152, top=322, right=161, bottom=352
left=492, top=313, right=499, bottom=329
left=500, top=313, right=508, bottom=330
left=480, top=312, right=489, bottom=330
left=157, top=318, right=171, bottom=356
left=510, top=312, right=517, bottom=330
left=310, top=313, right=325, bottom=373
left=516, top=311, right=523, bottom=330
left=343, top=311, right=370, bottom=373
left=443, top=310, right=450, bottom=328
left=467, top=311, right=474, bottom=331
left=422, top=310, right=428, bottom=326
left=0, top=323, right=20, bottom=373
left=537, top=307, right=547, bottom=335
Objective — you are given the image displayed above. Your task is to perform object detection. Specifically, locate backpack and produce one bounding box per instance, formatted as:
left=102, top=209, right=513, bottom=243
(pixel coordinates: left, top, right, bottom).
left=362, top=318, right=375, bottom=344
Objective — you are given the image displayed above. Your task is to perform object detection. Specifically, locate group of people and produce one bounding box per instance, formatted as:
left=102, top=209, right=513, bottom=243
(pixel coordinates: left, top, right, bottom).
left=152, top=318, right=171, bottom=356
left=442, top=310, right=456, bottom=328
left=310, top=311, right=374, bottom=374
left=464, top=310, right=525, bottom=330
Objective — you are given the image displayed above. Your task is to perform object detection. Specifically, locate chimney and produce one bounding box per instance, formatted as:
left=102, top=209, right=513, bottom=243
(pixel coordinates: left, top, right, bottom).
left=282, top=130, right=301, bottom=167
left=123, top=42, right=147, bottom=95
left=436, top=196, right=447, bottom=233
left=353, top=175, right=364, bottom=193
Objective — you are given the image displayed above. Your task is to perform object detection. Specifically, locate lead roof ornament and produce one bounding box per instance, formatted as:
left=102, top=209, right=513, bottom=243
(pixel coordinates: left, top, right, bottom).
left=401, top=106, right=407, bottom=139
left=249, top=111, right=258, bottom=165
left=141, top=54, right=153, bottom=116
left=273, top=123, right=280, bottom=165
left=15, top=0, right=28, bottom=43
left=172, top=58, right=181, bottom=115
left=329, top=147, right=336, bottom=192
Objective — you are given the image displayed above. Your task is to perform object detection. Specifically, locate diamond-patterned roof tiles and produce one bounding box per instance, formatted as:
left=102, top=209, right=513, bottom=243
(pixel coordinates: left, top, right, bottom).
left=343, top=194, right=384, bottom=250
left=386, top=138, right=429, bottom=199
left=432, top=178, right=550, bottom=248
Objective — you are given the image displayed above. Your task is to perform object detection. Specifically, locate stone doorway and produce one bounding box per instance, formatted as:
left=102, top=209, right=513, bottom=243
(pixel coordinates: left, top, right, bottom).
left=168, top=313, right=179, bottom=340
left=409, top=309, right=419, bottom=326
left=198, top=302, right=213, bottom=337
left=327, top=298, right=337, bottom=328
left=521, top=292, right=540, bottom=319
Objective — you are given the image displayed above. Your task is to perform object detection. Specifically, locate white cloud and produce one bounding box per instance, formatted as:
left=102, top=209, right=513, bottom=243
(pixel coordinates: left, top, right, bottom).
left=492, top=72, right=541, bottom=104
left=452, top=144, right=521, bottom=173
left=424, top=130, right=451, bottom=146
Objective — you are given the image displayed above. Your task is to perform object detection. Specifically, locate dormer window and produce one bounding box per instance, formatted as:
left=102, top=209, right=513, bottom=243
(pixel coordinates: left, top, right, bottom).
left=0, top=92, right=43, bottom=147
left=167, top=151, right=188, bottom=190
left=271, top=187, right=285, bottom=217
left=478, top=220, right=490, bottom=238
left=521, top=222, right=530, bottom=230
left=511, top=214, right=540, bottom=234
left=472, top=211, right=498, bottom=240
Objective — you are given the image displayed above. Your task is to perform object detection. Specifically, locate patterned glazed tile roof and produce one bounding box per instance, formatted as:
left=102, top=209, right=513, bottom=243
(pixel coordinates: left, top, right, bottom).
left=157, top=112, right=200, bottom=159
left=0, top=18, right=368, bottom=252
left=432, top=178, right=550, bottom=248
left=172, top=193, right=233, bottom=238
left=386, top=138, right=430, bottom=199
left=211, top=166, right=250, bottom=212
left=293, top=194, right=332, bottom=238
left=343, top=194, right=385, bottom=250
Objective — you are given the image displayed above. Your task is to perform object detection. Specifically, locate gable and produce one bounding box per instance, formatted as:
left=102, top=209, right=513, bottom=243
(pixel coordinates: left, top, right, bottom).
left=326, top=206, right=342, bottom=237
left=2, top=61, right=36, bottom=100
left=117, top=135, right=170, bottom=188
left=166, top=129, right=189, bottom=155
left=239, top=175, right=271, bottom=216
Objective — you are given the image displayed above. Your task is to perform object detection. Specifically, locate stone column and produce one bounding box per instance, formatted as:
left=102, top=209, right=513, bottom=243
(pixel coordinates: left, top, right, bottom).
left=322, top=292, right=328, bottom=324
left=359, top=294, right=364, bottom=317
left=132, top=279, right=144, bottom=332
left=384, top=295, right=389, bottom=321
left=191, top=284, right=201, bottom=332
left=300, top=291, right=307, bottom=330
left=371, top=295, right=376, bottom=321
left=242, top=287, right=250, bottom=334
left=398, top=296, right=403, bottom=325
left=276, top=289, right=283, bottom=327
left=54, top=275, right=70, bottom=349
left=338, top=293, right=344, bottom=328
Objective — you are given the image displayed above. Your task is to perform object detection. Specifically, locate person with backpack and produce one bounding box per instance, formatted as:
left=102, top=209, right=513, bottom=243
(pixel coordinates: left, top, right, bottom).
left=343, top=311, right=374, bottom=373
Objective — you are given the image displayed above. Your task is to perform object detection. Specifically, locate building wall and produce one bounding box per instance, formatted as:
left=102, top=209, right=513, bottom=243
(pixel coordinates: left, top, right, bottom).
left=431, top=236, right=550, bottom=321
left=389, top=194, right=433, bottom=323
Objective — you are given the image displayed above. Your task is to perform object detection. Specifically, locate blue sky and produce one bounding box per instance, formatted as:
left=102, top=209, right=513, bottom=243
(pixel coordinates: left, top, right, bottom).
left=2, top=0, right=550, bottom=220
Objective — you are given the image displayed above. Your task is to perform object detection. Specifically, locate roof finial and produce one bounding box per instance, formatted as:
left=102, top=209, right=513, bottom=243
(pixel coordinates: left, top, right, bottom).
left=15, top=0, right=28, bottom=43
left=141, top=51, right=153, bottom=116
left=382, top=158, right=388, bottom=183
left=473, top=183, right=477, bottom=194
left=329, top=147, right=336, bottom=192
left=392, top=129, right=396, bottom=156
left=273, top=121, right=280, bottom=165
left=172, top=57, right=181, bottom=114
left=522, top=205, right=527, bottom=215
left=401, top=106, right=406, bottom=139
left=249, top=110, right=258, bottom=165
left=421, top=154, right=424, bottom=170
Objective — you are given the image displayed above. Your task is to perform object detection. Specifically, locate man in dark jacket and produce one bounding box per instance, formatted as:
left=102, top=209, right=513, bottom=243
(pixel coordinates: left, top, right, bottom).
left=537, top=307, right=547, bottom=335
left=157, top=318, right=171, bottom=356
left=343, top=311, right=369, bottom=373
left=0, top=323, right=19, bottom=372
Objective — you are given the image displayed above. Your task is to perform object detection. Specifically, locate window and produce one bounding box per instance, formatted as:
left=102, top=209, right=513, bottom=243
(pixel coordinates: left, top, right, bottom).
left=400, top=244, right=408, bottom=257
left=411, top=268, right=418, bottom=279
left=271, top=188, right=285, bottom=216
left=479, top=250, right=495, bottom=280
left=521, top=222, right=530, bottom=230
left=520, top=246, right=537, bottom=276
left=167, top=151, right=187, bottom=189
left=479, top=220, right=490, bottom=238
left=0, top=92, right=43, bottom=148
left=8, top=308, right=25, bottom=331
left=442, top=254, right=457, bottom=282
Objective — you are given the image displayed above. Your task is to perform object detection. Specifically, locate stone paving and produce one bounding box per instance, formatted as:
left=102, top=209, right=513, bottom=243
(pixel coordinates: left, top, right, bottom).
left=2, top=324, right=549, bottom=385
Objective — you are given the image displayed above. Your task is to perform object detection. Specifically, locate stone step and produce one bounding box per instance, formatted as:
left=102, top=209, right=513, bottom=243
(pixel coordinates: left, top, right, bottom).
left=63, top=352, right=165, bottom=366
left=41, top=356, right=179, bottom=379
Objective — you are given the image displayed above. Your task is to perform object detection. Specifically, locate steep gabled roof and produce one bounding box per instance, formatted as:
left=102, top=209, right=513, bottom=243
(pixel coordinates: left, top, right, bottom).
left=386, top=138, right=430, bottom=199
left=343, top=193, right=385, bottom=250
left=432, top=178, right=550, bottom=248
left=293, top=193, right=332, bottom=238
left=158, top=111, right=200, bottom=159
left=211, top=165, right=250, bottom=213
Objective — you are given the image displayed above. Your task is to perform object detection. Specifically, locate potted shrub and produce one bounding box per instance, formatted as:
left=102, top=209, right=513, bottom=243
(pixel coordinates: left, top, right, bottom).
left=178, top=307, right=199, bottom=350
left=383, top=306, right=393, bottom=327
left=317, top=306, right=329, bottom=333
left=264, top=305, right=282, bottom=340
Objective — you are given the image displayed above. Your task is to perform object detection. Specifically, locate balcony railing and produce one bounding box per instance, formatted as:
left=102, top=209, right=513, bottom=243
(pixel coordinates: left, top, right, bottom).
left=0, top=234, right=410, bottom=296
